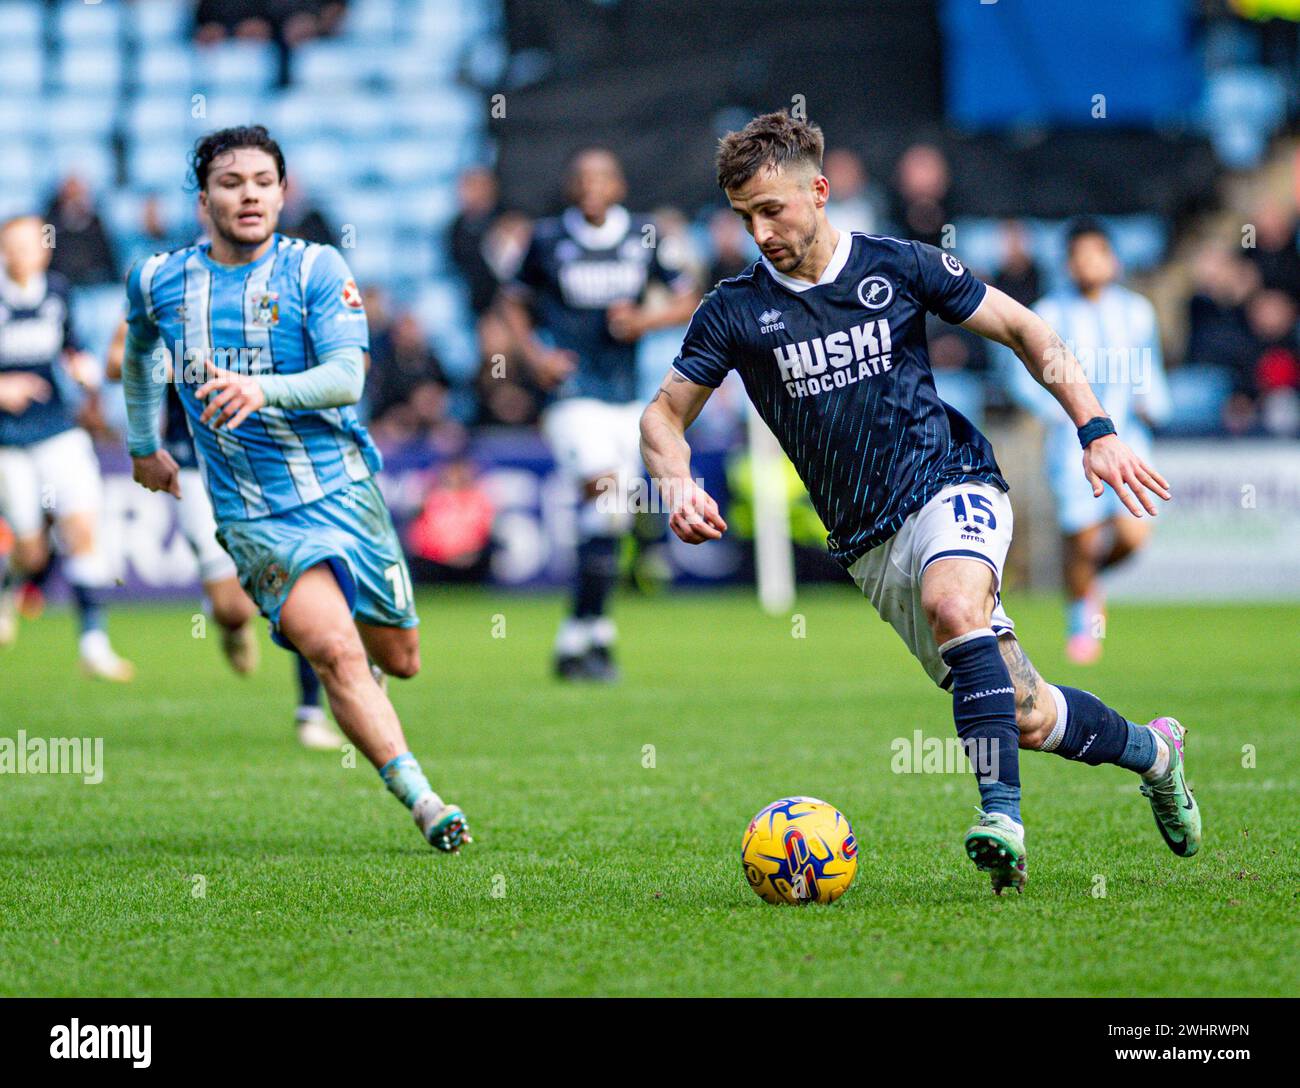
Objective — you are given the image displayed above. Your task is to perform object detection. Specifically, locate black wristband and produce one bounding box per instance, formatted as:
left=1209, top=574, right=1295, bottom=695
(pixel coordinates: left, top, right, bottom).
left=1077, top=416, right=1116, bottom=449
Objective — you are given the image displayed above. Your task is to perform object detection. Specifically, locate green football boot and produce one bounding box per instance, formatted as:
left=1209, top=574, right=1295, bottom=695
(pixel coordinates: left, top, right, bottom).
left=1139, top=717, right=1201, bottom=858
left=963, top=811, right=1027, bottom=895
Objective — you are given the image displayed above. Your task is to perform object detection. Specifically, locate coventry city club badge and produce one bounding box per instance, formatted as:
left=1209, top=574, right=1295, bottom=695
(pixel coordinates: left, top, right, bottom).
left=253, top=292, right=280, bottom=327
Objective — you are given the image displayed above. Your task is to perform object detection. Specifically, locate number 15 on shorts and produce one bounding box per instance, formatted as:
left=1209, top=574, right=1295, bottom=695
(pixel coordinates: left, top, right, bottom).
left=943, top=492, right=998, bottom=530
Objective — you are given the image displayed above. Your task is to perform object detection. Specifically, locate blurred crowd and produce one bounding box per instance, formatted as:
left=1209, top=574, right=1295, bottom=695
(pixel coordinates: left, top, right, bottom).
left=1184, top=198, right=1300, bottom=435
left=193, top=1, right=349, bottom=83
left=33, top=143, right=1300, bottom=451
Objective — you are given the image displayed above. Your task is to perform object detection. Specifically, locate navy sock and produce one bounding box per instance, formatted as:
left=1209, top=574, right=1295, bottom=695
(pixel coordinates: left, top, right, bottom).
left=296, top=651, right=321, bottom=709
left=1050, top=686, right=1156, bottom=773
left=573, top=535, right=619, bottom=620
left=69, top=582, right=105, bottom=635
left=940, top=629, right=1022, bottom=824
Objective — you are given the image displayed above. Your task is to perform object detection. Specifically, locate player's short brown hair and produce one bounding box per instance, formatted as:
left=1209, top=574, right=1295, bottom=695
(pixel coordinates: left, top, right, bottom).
left=715, top=111, right=825, bottom=192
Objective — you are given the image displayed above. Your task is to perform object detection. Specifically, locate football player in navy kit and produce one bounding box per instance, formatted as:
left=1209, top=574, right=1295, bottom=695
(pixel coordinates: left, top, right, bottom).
left=500, top=148, right=699, bottom=680
left=0, top=215, right=134, bottom=680
left=640, top=113, right=1200, bottom=893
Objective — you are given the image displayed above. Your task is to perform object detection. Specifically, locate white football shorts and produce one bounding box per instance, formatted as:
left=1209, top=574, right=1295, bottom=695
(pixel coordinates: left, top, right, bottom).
left=0, top=428, right=103, bottom=538
left=177, top=468, right=237, bottom=583
left=847, top=481, right=1016, bottom=689
left=540, top=397, right=644, bottom=486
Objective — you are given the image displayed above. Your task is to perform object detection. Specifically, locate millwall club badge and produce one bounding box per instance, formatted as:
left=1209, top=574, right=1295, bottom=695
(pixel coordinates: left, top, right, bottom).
left=856, top=275, right=894, bottom=311
left=253, top=292, right=280, bottom=327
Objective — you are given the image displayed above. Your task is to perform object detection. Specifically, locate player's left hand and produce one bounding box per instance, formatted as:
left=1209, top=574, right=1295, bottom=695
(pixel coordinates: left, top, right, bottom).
left=1082, top=434, right=1171, bottom=518
left=132, top=448, right=182, bottom=498
left=197, top=362, right=266, bottom=431
left=607, top=301, right=647, bottom=342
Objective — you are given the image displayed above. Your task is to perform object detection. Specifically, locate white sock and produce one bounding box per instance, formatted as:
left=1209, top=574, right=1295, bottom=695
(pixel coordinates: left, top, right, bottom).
left=1142, top=731, right=1171, bottom=781
left=588, top=617, right=616, bottom=649
left=1038, top=684, right=1069, bottom=752
left=79, top=629, right=112, bottom=660
left=555, top=618, right=592, bottom=657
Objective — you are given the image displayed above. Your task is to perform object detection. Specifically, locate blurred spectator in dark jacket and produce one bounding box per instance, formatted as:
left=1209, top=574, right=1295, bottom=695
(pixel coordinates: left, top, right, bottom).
left=1185, top=244, right=1260, bottom=373
left=44, top=176, right=117, bottom=286
left=474, top=309, right=542, bottom=427
left=992, top=220, right=1042, bottom=308
left=1244, top=198, right=1300, bottom=304
left=406, top=456, right=494, bottom=584
left=449, top=167, right=502, bottom=317
left=824, top=148, right=887, bottom=236
left=280, top=176, right=334, bottom=245
left=368, top=314, right=455, bottom=444
left=707, top=207, right=754, bottom=287
left=890, top=143, right=953, bottom=248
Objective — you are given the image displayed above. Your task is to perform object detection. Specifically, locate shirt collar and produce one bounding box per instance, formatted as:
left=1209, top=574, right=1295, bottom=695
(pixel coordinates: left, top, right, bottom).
left=761, top=229, right=852, bottom=294
left=0, top=272, right=47, bottom=309
left=561, top=205, right=631, bottom=250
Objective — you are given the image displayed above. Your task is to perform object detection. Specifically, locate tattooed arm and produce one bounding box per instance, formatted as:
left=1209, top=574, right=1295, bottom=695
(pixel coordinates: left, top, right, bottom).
left=639, top=370, right=727, bottom=544
left=962, top=284, right=1170, bottom=518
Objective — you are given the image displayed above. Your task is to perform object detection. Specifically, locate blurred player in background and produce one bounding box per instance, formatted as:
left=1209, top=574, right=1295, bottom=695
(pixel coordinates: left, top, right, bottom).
left=1007, top=218, right=1171, bottom=663
left=121, top=126, right=468, bottom=851
left=500, top=148, right=699, bottom=681
left=642, top=112, right=1199, bottom=894
left=105, top=317, right=342, bottom=750
left=0, top=215, right=134, bottom=680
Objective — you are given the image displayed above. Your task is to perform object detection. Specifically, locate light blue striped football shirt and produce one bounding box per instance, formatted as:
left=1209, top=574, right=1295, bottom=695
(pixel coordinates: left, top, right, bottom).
left=125, top=235, right=379, bottom=524
left=1003, top=282, right=1171, bottom=476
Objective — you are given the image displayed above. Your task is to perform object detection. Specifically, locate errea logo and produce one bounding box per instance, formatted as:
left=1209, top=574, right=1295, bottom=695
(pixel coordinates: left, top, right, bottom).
left=758, top=308, right=785, bottom=334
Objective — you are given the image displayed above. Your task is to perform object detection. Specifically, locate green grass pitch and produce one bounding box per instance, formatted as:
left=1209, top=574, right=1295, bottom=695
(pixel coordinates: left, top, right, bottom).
left=0, top=588, right=1296, bottom=996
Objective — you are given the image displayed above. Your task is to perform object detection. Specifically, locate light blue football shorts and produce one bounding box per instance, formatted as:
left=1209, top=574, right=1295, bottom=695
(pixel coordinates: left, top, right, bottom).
left=1049, top=429, right=1152, bottom=535
left=216, top=477, right=418, bottom=648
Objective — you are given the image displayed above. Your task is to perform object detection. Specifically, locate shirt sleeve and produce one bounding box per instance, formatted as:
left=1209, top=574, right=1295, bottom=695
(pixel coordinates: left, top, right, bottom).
left=124, top=259, right=160, bottom=350
left=54, top=280, right=81, bottom=353
left=1130, top=296, right=1172, bottom=426
left=671, top=290, right=732, bottom=388
left=649, top=232, right=696, bottom=294
left=304, top=245, right=370, bottom=359
left=505, top=229, right=548, bottom=298
left=122, top=260, right=164, bottom=456
left=910, top=241, right=988, bottom=325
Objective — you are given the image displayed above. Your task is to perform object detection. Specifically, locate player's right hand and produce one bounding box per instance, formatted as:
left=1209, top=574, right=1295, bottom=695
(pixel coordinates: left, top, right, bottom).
left=132, top=449, right=182, bottom=499
left=527, top=344, right=578, bottom=389
left=667, top=478, right=727, bottom=544
left=0, top=372, right=52, bottom=413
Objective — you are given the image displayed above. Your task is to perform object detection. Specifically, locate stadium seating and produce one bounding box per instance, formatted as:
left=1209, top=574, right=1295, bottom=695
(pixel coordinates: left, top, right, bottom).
left=2, top=0, right=494, bottom=387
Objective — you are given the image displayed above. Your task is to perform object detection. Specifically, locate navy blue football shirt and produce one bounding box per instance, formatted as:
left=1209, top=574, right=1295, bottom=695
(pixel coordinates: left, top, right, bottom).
left=672, top=231, right=1008, bottom=567
left=0, top=271, right=79, bottom=447
left=510, top=205, right=693, bottom=404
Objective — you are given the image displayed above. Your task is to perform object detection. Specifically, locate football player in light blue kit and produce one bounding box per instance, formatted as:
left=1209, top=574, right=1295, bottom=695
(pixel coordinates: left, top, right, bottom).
left=120, top=127, right=469, bottom=852
left=1005, top=219, right=1171, bottom=664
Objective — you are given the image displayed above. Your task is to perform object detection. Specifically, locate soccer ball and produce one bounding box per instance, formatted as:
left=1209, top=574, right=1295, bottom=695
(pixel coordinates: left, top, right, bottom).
left=741, top=796, right=858, bottom=905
